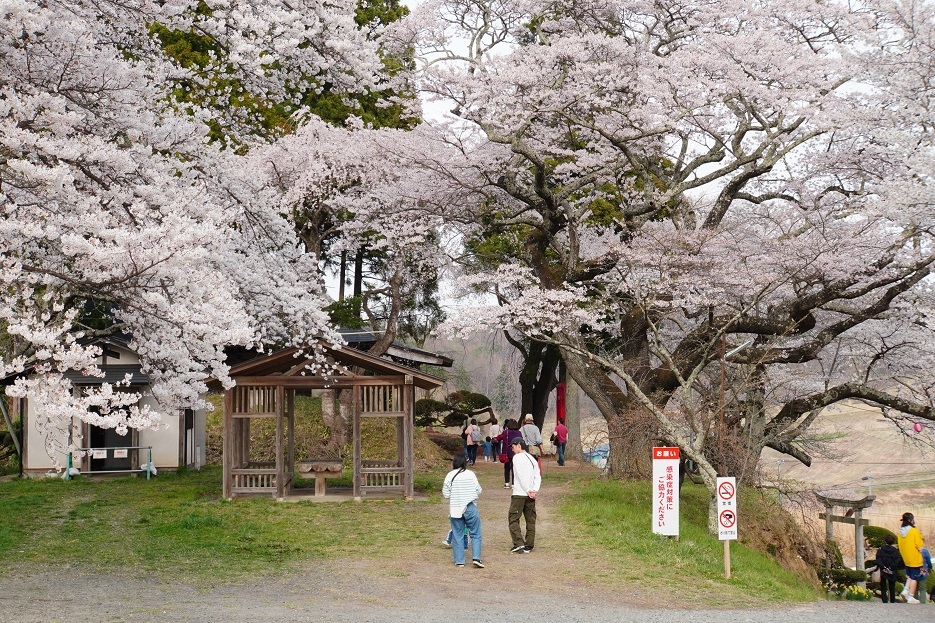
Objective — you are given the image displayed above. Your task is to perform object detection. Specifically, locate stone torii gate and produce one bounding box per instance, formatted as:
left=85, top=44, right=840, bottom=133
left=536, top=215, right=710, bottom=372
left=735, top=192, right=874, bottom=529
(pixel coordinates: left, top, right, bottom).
left=816, top=491, right=876, bottom=578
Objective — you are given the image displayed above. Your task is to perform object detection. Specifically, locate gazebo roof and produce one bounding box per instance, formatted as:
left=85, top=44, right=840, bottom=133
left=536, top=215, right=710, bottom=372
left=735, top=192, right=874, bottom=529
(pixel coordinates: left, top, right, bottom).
left=225, top=344, right=445, bottom=390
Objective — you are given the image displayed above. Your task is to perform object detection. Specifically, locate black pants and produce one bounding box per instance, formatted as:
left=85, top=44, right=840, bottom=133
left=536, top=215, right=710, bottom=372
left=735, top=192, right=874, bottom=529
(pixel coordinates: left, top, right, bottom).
left=881, top=574, right=896, bottom=603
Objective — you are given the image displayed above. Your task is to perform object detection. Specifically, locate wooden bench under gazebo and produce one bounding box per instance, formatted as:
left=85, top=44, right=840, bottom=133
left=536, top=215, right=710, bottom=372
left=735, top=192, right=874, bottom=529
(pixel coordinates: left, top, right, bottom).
left=218, top=344, right=443, bottom=501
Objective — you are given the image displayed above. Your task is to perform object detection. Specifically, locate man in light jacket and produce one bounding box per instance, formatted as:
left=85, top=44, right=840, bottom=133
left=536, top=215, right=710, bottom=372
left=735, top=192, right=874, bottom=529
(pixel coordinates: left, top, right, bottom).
left=508, top=437, right=541, bottom=553
left=520, top=413, right=543, bottom=457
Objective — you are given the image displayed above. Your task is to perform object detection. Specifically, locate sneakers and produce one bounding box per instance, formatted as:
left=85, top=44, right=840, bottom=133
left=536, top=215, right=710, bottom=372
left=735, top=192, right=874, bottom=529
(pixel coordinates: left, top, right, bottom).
left=443, top=540, right=452, bottom=548
left=523, top=546, right=534, bottom=553
left=472, top=559, right=485, bottom=568
left=455, top=563, right=464, bottom=567
left=503, top=483, right=511, bottom=488
left=511, top=545, right=528, bottom=553
left=906, top=594, right=920, bottom=604
left=899, top=589, right=909, bottom=602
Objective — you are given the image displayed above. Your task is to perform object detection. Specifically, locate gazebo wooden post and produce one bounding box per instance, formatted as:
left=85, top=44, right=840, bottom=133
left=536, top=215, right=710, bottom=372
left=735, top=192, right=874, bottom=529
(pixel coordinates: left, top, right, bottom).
left=353, top=384, right=362, bottom=501
left=825, top=504, right=834, bottom=571
left=223, top=388, right=233, bottom=499
left=287, top=389, right=295, bottom=481
left=275, top=385, right=285, bottom=501
left=404, top=376, right=414, bottom=500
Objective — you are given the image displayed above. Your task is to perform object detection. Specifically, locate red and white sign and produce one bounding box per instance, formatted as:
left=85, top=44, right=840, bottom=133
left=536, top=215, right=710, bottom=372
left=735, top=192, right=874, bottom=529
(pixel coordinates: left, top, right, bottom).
left=652, top=447, right=680, bottom=536
left=717, top=476, right=738, bottom=540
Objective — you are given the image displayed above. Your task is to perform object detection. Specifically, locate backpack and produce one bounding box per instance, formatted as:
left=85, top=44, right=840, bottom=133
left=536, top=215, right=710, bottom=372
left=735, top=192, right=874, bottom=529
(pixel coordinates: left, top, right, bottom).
left=470, top=425, right=483, bottom=443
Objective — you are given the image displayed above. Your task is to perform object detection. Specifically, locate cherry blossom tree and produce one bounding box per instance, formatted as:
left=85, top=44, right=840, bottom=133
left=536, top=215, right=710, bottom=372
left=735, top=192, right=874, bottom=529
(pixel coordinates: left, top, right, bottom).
left=246, top=116, right=447, bottom=354
left=375, top=0, right=935, bottom=531
left=0, top=0, right=383, bottom=461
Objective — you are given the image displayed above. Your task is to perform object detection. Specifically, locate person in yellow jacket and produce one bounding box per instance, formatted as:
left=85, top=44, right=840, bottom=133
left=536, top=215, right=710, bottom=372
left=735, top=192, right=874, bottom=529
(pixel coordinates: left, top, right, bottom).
left=898, top=512, right=925, bottom=604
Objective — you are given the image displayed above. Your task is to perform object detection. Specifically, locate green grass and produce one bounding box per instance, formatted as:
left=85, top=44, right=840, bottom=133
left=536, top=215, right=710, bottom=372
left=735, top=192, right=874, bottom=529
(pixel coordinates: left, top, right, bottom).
left=0, top=466, right=442, bottom=583
left=560, top=478, right=822, bottom=606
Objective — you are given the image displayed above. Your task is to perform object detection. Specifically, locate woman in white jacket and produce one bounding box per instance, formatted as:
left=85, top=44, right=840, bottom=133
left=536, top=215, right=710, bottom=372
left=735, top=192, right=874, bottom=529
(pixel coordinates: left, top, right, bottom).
left=442, top=453, right=484, bottom=568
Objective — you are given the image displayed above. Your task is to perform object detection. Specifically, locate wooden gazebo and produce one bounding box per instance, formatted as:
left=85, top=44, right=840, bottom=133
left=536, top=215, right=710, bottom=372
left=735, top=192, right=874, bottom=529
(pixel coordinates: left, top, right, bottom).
left=220, top=344, right=443, bottom=501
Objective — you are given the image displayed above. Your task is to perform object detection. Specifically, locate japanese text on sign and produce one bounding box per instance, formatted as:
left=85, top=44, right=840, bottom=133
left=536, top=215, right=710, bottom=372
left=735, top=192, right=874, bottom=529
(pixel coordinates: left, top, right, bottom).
left=651, top=447, right=680, bottom=536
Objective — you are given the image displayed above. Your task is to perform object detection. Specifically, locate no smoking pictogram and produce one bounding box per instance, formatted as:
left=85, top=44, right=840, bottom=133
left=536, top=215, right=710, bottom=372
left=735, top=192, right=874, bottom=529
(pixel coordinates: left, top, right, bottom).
left=718, top=481, right=735, bottom=500
left=719, top=509, right=736, bottom=529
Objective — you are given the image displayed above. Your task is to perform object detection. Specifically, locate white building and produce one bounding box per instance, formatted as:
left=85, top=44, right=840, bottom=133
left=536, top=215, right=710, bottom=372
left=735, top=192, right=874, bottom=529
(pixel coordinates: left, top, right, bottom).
left=3, top=335, right=206, bottom=478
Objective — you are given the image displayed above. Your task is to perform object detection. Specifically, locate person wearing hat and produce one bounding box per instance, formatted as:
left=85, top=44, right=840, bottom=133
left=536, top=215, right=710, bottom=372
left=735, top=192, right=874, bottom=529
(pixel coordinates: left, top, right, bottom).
left=508, top=437, right=541, bottom=553
left=520, top=413, right=543, bottom=458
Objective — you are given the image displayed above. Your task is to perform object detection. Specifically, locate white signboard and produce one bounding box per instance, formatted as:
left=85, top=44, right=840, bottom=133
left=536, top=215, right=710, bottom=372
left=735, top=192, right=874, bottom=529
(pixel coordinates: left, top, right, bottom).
left=652, top=447, right=680, bottom=536
left=717, top=476, right=738, bottom=540
left=92, top=449, right=107, bottom=459
left=113, top=449, right=128, bottom=459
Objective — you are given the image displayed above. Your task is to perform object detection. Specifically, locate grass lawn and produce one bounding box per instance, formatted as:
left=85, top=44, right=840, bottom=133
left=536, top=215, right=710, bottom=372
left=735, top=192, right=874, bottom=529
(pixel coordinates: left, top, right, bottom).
left=0, top=466, right=446, bottom=583
left=557, top=477, right=822, bottom=606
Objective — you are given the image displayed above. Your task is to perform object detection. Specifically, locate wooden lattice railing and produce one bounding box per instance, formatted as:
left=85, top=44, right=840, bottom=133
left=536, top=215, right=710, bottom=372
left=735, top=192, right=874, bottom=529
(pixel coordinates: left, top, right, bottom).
left=359, top=384, right=403, bottom=414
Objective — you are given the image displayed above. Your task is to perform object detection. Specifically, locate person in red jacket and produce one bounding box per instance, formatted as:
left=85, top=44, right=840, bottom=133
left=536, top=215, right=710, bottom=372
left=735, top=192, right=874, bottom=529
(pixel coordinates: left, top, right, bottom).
left=553, top=418, right=568, bottom=466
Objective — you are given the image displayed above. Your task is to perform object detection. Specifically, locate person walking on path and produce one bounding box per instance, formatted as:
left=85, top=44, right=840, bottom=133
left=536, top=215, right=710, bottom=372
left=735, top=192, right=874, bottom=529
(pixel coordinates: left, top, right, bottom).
left=553, top=418, right=568, bottom=466
left=508, top=437, right=541, bottom=554
left=495, top=419, right=522, bottom=488
left=898, top=511, right=924, bottom=603
left=489, top=417, right=502, bottom=459
left=916, top=546, right=932, bottom=603
left=465, top=418, right=481, bottom=465
left=520, top=414, right=543, bottom=458
left=442, top=453, right=484, bottom=568
left=869, top=534, right=902, bottom=603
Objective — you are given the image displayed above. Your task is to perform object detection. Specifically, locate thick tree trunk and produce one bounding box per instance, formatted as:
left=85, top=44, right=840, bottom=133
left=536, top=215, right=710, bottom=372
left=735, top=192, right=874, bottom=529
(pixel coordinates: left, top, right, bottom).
left=560, top=345, right=651, bottom=478
left=353, top=249, right=364, bottom=298
left=518, top=341, right=560, bottom=430
left=338, top=250, right=347, bottom=301
left=366, top=268, right=403, bottom=357
left=564, top=375, right=582, bottom=461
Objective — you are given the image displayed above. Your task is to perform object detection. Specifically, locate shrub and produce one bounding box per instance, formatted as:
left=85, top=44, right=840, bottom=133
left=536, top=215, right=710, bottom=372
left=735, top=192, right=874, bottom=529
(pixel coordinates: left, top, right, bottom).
left=864, top=525, right=897, bottom=548
left=415, top=398, right=448, bottom=427
left=819, top=567, right=867, bottom=592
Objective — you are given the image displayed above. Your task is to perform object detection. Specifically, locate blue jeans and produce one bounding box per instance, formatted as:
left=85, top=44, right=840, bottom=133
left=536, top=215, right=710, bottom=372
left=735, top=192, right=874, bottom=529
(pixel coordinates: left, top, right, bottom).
left=557, top=442, right=566, bottom=465
left=449, top=502, right=482, bottom=564
left=445, top=528, right=468, bottom=550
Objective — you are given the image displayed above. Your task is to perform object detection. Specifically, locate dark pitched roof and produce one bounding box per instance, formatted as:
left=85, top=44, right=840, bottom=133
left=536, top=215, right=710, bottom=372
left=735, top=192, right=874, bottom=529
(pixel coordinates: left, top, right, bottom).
left=226, top=344, right=444, bottom=390
left=338, top=329, right=454, bottom=368
left=63, top=365, right=149, bottom=386
left=1, top=336, right=148, bottom=386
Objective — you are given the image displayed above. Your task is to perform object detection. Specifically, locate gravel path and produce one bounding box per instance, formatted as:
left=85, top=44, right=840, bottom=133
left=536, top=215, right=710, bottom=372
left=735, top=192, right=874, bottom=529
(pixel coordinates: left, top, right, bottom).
left=0, top=565, right=926, bottom=623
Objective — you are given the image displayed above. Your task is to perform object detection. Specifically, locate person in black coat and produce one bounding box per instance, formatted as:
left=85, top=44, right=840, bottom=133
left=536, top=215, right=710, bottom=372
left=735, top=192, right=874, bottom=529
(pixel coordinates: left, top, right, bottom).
left=870, top=534, right=903, bottom=603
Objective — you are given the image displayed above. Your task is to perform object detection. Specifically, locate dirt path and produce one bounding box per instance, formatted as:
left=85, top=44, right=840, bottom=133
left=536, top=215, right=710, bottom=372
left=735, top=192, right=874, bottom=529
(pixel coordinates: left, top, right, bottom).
left=0, top=459, right=916, bottom=622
